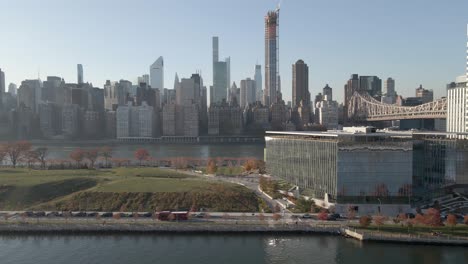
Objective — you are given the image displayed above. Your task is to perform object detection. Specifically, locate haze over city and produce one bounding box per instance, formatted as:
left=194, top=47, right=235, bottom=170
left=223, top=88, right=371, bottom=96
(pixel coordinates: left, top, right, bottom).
left=1, top=0, right=467, bottom=102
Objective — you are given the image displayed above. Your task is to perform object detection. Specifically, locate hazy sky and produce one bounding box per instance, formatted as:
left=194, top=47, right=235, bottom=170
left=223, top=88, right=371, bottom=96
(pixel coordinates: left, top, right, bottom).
left=1, top=0, right=467, bottom=103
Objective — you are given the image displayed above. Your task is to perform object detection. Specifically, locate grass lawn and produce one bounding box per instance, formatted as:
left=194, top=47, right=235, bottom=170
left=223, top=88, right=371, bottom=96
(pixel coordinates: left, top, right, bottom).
left=94, top=177, right=231, bottom=193
left=200, top=166, right=245, bottom=176
left=0, top=167, right=257, bottom=211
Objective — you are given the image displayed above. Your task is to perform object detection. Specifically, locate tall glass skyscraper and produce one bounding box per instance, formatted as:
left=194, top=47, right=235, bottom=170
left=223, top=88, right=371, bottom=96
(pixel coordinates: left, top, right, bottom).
left=212, top=36, right=229, bottom=105
left=264, top=9, right=279, bottom=106
left=150, top=56, right=164, bottom=90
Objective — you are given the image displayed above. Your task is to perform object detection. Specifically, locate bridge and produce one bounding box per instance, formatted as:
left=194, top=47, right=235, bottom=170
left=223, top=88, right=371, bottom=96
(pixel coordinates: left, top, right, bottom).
left=348, top=92, right=447, bottom=121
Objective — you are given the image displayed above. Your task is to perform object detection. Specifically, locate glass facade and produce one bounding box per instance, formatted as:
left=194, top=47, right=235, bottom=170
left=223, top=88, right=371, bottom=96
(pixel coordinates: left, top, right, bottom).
left=265, top=136, right=338, bottom=200
left=265, top=132, right=468, bottom=206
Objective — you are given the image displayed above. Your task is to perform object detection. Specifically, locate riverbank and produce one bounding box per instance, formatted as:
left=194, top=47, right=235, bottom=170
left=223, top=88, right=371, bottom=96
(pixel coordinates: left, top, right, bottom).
left=0, top=221, right=339, bottom=235
left=0, top=220, right=467, bottom=246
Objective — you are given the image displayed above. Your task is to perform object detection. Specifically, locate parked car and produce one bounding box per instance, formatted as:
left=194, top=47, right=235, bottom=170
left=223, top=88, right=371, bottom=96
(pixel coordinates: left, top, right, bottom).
left=302, top=213, right=313, bottom=219
left=46, top=211, right=59, bottom=217
left=86, top=212, right=98, bottom=217
left=33, top=211, right=46, bottom=217
left=138, top=212, right=152, bottom=217
left=72, top=212, right=86, bottom=217
left=100, top=212, right=113, bottom=218
left=194, top=212, right=206, bottom=218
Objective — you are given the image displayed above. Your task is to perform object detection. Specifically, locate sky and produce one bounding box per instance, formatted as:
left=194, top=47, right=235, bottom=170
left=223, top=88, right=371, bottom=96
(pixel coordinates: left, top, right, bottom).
left=0, top=0, right=467, bottom=103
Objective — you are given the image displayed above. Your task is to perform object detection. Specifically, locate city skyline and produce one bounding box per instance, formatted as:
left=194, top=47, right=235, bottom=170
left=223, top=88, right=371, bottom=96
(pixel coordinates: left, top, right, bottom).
left=0, top=0, right=467, bottom=103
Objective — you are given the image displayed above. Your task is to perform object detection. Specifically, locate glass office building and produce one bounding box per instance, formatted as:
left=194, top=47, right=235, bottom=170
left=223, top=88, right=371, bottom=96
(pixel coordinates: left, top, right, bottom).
left=265, top=129, right=468, bottom=210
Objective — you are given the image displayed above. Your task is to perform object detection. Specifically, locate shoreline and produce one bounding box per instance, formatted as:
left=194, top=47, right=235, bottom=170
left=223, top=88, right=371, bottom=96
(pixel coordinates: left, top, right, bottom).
left=0, top=222, right=467, bottom=246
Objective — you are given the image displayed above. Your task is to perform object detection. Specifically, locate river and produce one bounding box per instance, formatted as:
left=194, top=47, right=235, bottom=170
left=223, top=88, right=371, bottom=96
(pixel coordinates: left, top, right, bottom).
left=0, top=234, right=466, bottom=264
left=33, top=143, right=265, bottom=160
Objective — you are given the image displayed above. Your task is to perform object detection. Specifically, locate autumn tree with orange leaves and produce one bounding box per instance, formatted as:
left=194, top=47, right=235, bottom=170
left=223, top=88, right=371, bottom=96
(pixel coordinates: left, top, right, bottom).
left=69, top=148, right=85, bottom=167
left=134, top=148, right=150, bottom=166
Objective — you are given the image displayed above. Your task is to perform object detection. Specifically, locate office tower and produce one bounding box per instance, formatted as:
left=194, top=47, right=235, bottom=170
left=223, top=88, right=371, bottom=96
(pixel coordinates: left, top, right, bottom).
left=39, top=102, right=61, bottom=138
left=344, top=74, right=359, bottom=121
left=212, top=36, right=229, bottom=104
left=359, top=76, right=382, bottom=98
left=18, top=79, right=41, bottom=113
left=292, top=60, right=310, bottom=108
left=382, top=78, right=396, bottom=104
left=77, top=64, right=84, bottom=84
left=323, top=84, right=333, bottom=101
left=264, top=8, right=280, bottom=106
left=116, top=102, right=154, bottom=138
left=0, top=69, right=5, bottom=108
left=42, top=76, right=62, bottom=103
left=105, top=111, right=116, bottom=139
left=174, top=76, right=200, bottom=137
left=384, top=78, right=395, bottom=96
left=150, top=56, right=164, bottom=90
left=316, top=100, right=339, bottom=130
left=62, top=104, right=81, bottom=138
left=104, top=80, right=132, bottom=111
left=0, top=68, right=5, bottom=93
left=208, top=101, right=243, bottom=136
left=162, top=102, right=176, bottom=136
left=254, top=65, right=262, bottom=102
left=240, top=78, right=256, bottom=109
left=137, top=74, right=150, bottom=85
left=415, top=85, right=433, bottom=103
left=8, top=83, right=17, bottom=96
left=447, top=76, right=468, bottom=137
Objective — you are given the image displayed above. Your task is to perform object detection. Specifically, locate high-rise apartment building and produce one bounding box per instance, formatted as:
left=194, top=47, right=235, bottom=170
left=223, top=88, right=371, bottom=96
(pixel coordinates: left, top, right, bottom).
left=447, top=75, right=468, bottom=137
left=240, top=78, right=256, bottom=109
left=359, top=76, right=382, bottom=98
left=212, top=37, right=230, bottom=104
left=8, top=83, right=17, bottom=96
left=150, top=56, right=164, bottom=90
left=77, top=64, right=84, bottom=84
left=116, top=102, right=154, bottom=138
left=18, top=79, right=42, bottom=113
left=382, top=78, right=396, bottom=104
left=254, top=65, right=262, bottom=103
left=323, top=84, right=333, bottom=101
left=264, top=9, right=280, bottom=106
left=292, top=60, right=310, bottom=108
left=0, top=68, right=5, bottom=108
left=344, top=74, right=359, bottom=121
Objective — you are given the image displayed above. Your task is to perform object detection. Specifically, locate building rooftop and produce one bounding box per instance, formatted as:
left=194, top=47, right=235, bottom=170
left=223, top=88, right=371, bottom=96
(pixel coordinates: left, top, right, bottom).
left=266, top=127, right=468, bottom=138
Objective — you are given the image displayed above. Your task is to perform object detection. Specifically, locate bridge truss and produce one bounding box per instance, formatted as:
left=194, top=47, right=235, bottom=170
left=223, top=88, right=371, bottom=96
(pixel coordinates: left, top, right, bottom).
left=348, top=92, right=447, bottom=121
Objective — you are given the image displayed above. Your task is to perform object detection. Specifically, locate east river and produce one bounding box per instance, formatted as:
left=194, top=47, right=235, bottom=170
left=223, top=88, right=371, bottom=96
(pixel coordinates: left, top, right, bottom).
left=37, top=142, right=266, bottom=160
left=0, top=234, right=466, bottom=264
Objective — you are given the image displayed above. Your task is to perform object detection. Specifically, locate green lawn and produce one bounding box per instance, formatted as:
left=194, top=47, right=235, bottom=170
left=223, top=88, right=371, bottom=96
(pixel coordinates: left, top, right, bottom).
left=0, top=167, right=257, bottom=211
left=94, top=177, right=229, bottom=193
left=200, top=166, right=245, bottom=176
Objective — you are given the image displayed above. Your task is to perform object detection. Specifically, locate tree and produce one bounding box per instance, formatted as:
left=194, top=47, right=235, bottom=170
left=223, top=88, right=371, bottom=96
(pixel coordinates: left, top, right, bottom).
left=424, top=208, right=442, bottom=227
left=69, top=148, right=85, bottom=167
left=24, top=150, right=38, bottom=168
left=35, top=147, right=49, bottom=169
left=100, top=146, right=113, bottom=167
left=317, top=210, right=328, bottom=221
left=0, top=144, right=6, bottom=165
left=5, top=141, right=32, bottom=168
left=85, top=149, right=99, bottom=168
left=446, top=214, right=457, bottom=229
left=373, top=215, right=387, bottom=231
left=359, top=216, right=372, bottom=227
left=206, top=159, right=218, bottom=174
left=134, top=148, right=150, bottom=166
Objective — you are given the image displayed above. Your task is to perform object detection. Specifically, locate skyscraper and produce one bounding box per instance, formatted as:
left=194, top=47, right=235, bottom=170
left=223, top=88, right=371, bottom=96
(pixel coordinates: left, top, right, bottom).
left=8, top=83, right=17, bottom=96
left=254, top=65, right=262, bottom=102
left=292, top=60, right=310, bottom=108
left=0, top=68, right=5, bottom=108
left=212, top=36, right=229, bottom=104
left=240, top=78, right=256, bottom=109
left=383, top=78, right=395, bottom=97
left=264, top=8, right=280, bottom=106
left=344, top=74, right=359, bottom=122
left=359, top=76, right=382, bottom=98
left=150, top=56, right=164, bottom=90
left=77, top=64, right=83, bottom=84
left=323, top=84, right=333, bottom=101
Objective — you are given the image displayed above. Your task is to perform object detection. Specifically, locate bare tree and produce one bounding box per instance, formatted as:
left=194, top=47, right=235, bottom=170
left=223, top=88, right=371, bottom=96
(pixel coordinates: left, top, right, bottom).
left=24, top=150, right=38, bottom=168
left=0, top=144, right=6, bottom=165
left=85, top=149, right=99, bottom=169
left=100, top=146, right=113, bottom=168
left=5, top=141, right=32, bottom=168
left=35, top=147, right=49, bottom=169
left=69, top=148, right=85, bottom=167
